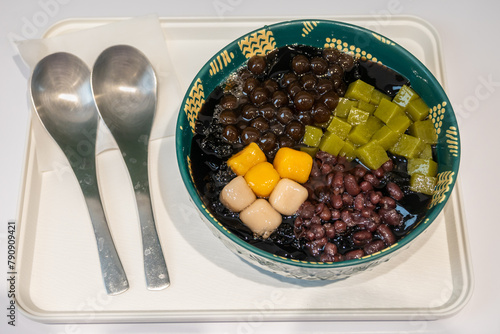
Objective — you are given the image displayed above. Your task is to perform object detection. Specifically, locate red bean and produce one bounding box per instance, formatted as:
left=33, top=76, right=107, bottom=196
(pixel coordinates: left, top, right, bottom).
left=360, top=180, right=373, bottom=193
left=364, top=240, right=385, bottom=255
left=387, top=182, right=404, bottom=201
left=344, top=174, right=361, bottom=196
left=352, top=166, right=367, bottom=178
left=379, top=196, right=396, bottom=209
left=309, top=223, right=326, bottom=239
left=379, top=208, right=402, bottom=226
left=353, top=230, right=373, bottom=246
left=332, top=220, right=346, bottom=234
left=341, top=210, right=355, bottom=227
left=354, top=193, right=365, bottom=211
left=364, top=173, right=380, bottom=187
left=342, top=193, right=354, bottom=206
left=324, top=223, right=336, bottom=239
left=331, top=194, right=343, bottom=209
left=319, top=205, right=332, bottom=221
left=299, top=201, right=315, bottom=219
left=324, top=242, right=337, bottom=255
left=345, top=249, right=365, bottom=260
left=321, top=162, right=333, bottom=175
left=368, top=191, right=381, bottom=205
left=374, top=167, right=385, bottom=179
left=382, top=159, right=394, bottom=172
left=377, top=224, right=396, bottom=246
left=331, top=209, right=341, bottom=220
left=332, top=171, right=344, bottom=194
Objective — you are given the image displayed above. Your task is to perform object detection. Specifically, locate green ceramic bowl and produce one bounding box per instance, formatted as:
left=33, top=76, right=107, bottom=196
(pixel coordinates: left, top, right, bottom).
left=175, top=19, right=460, bottom=280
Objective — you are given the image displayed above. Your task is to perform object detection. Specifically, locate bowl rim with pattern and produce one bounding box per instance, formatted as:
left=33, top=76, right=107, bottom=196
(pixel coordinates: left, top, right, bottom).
left=175, top=19, right=460, bottom=279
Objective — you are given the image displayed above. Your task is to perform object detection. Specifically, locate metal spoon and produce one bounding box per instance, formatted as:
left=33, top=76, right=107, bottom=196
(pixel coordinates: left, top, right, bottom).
left=91, top=45, right=169, bottom=290
left=30, top=52, right=129, bottom=295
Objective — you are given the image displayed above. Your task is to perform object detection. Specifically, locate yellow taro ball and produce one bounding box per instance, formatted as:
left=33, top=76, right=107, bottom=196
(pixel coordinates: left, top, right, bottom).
left=227, top=142, right=266, bottom=176
left=273, top=147, right=313, bottom=184
left=244, top=162, right=280, bottom=198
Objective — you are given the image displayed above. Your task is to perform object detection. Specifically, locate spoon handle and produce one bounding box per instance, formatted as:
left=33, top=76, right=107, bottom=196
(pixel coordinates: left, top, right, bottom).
left=121, top=143, right=170, bottom=290
left=75, top=165, right=129, bottom=295
left=66, top=153, right=129, bottom=295
left=83, top=186, right=130, bottom=295
left=133, top=187, right=170, bottom=290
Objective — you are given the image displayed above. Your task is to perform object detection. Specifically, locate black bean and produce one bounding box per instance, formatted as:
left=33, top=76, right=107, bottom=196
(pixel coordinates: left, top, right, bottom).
left=219, top=110, right=237, bottom=125
left=281, top=72, right=297, bottom=87
left=319, top=91, right=339, bottom=110
left=294, top=91, right=314, bottom=111
left=271, top=90, right=288, bottom=108
left=259, top=103, right=276, bottom=120
left=310, top=57, right=328, bottom=75
left=243, top=77, right=260, bottom=95
left=278, top=135, right=294, bottom=148
left=323, top=48, right=341, bottom=63
left=250, top=117, right=269, bottom=131
left=285, top=121, right=304, bottom=141
left=248, top=55, right=266, bottom=74
left=338, top=53, right=355, bottom=71
left=300, top=74, right=317, bottom=90
left=263, top=79, right=278, bottom=93
left=311, top=102, right=331, bottom=124
left=291, top=54, right=310, bottom=74
left=222, top=125, right=239, bottom=143
left=258, top=132, right=277, bottom=152
left=250, top=87, right=270, bottom=106
left=286, top=81, right=302, bottom=97
left=316, top=78, right=334, bottom=95
left=240, top=127, right=259, bottom=145
left=241, top=104, right=258, bottom=120
left=220, top=94, right=238, bottom=110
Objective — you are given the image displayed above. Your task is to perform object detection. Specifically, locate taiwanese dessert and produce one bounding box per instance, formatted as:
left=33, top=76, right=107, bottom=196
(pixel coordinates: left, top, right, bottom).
left=190, top=45, right=438, bottom=262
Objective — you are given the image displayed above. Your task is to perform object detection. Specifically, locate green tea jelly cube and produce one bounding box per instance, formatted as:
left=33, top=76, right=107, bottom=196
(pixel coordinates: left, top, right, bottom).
left=334, top=98, right=358, bottom=118
left=409, top=119, right=438, bottom=144
left=393, top=85, right=418, bottom=109
left=374, top=99, right=403, bottom=124
left=419, top=144, right=433, bottom=160
left=406, top=98, right=430, bottom=121
left=407, top=158, right=438, bottom=177
left=348, top=125, right=372, bottom=145
left=345, top=79, right=374, bottom=103
left=410, top=173, right=437, bottom=196
left=301, top=146, right=319, bottom=158
left=358, top=100, right=376, bottom=114
left=387, top=111, right=412, bottom=133
left=319, top=132, right=345, bottom=156
left=347, top=107, right=370, bottom=126
left=302, top=125, right=323, bottom=147
left=339, top=140, right=357, bottom=161
left=390, top=134, right=425, bottom=158
left=372, top=125, right=401, bottom=150
left=364, top=116, right=383, bottom=134
left=370, top=89, right=391, bottom=105
left=326, top=117, right=352, bottom=140
left=356, top=141, right=390, bottom=170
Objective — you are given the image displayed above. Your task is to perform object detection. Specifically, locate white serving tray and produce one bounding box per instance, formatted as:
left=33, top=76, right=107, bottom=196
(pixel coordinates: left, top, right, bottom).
left=16, top=16, right=473, bottom=323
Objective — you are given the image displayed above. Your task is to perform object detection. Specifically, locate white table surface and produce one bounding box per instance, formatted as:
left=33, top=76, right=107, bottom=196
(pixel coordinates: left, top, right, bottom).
left=1, top=0, right=499, bottom=333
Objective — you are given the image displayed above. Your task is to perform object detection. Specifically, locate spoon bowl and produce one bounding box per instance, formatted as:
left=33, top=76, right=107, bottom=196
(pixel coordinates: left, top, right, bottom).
left=92, top=45, right=170, bottom=290
left=31, top=52, right=129, bottom=295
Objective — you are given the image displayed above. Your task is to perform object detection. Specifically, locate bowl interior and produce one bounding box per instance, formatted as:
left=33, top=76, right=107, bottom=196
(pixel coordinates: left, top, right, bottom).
left=175, top=19, right=460, bottom=268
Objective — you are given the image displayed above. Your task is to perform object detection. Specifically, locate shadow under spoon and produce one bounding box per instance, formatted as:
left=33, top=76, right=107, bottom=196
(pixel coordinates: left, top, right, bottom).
left=92, top=45, right=169, bottom=290
left=30, top=52, right=129, bottom=295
